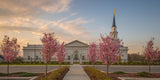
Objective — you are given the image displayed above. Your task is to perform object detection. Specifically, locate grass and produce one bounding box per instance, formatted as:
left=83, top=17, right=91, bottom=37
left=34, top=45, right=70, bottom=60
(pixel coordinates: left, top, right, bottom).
left=0, top=72, right=37, bottom=77
left=0, top=73, right=8, bottom=76
left=19, top=73, right=37, bottom=77
left=137, top=72, right=149, bottom=77
left=113, top=71, right=126, bottom=74
left=12, top=72, right=28, bottom=74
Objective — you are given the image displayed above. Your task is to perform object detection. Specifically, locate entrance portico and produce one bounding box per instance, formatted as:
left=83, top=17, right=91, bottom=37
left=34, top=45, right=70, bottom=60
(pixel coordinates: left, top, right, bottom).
left=64, top=40, right=89, bottom=64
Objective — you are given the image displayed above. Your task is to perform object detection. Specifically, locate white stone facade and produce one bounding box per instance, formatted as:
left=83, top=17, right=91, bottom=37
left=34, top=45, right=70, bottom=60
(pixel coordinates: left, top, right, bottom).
left=23, top=40, right=89, bottom=64
left=23, top=40, right=128, bottom=64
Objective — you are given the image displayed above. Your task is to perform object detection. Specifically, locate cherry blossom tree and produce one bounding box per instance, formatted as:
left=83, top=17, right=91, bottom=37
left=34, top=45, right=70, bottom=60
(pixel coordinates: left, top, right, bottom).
left=87, top=42, right=97, bottom=65
left=56, top=42, right=66, bottom=65
left=41, top=33, right=59, bottom=76
left=1, top=35, right=20, bottom=75
left=98, top=35, right=122, bottom=76
left=144, top=38, right=160, bottom=73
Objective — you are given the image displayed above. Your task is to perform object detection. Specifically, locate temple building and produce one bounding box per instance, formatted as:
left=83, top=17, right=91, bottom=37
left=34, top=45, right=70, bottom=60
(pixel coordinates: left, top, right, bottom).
left=23, top=10, right=128, bottom=64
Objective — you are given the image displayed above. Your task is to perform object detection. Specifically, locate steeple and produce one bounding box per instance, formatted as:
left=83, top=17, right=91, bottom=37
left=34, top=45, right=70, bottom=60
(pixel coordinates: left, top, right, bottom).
left=110, top=9, right=118, bottom=39
left=112, top=9, right=116, bottom=27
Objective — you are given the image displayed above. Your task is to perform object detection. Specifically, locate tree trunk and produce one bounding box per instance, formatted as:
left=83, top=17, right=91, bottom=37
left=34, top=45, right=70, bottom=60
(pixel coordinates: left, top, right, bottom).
left=92, top=62, right=95, bottom=68
left=45, top=62, right=48, bottom=76
left=7, top=62, right=9, bottom=76
left=106, top=64, right=109, bottom=77
left=148, top=61, right=151, bottom=73
left=59, top=62, right=61, bottom=67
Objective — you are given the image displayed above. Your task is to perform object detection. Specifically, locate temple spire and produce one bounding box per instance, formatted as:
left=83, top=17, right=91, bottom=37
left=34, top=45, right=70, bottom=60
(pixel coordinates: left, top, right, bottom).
left=112, top=9, right=116, bottom=27
left=110, top=9, right=118, bottom=39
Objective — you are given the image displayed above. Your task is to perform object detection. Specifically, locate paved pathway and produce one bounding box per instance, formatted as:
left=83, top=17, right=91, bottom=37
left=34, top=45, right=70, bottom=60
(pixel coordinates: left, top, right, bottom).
left=63, top=64, right=90, bottom=80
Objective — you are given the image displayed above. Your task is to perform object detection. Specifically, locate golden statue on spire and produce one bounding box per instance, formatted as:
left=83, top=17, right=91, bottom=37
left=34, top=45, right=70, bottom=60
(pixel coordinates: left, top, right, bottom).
left=113, top=9, right=115, bottom=16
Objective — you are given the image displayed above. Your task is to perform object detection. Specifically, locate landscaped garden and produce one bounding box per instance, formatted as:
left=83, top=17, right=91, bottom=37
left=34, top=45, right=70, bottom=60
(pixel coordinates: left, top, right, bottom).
left=0, top=66, right=69, bottom=80
left=35, top=66, right=69, bottom=80
left=84, top=66, right=160, bottom=80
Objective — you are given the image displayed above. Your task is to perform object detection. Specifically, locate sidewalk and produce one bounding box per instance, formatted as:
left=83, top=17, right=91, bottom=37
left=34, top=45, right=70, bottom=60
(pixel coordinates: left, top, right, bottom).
left=63, top=64, right=90, bottom=80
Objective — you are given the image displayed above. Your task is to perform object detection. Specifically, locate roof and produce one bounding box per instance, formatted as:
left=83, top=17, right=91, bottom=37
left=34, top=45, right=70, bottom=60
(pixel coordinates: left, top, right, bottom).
left=112, top=14, right=116, bottom=27
left=64, top=40, right=89, bottom=47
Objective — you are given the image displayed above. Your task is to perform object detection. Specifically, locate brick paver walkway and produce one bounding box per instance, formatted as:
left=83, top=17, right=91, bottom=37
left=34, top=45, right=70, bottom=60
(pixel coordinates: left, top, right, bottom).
left=63, top=64, right=90, bottom=80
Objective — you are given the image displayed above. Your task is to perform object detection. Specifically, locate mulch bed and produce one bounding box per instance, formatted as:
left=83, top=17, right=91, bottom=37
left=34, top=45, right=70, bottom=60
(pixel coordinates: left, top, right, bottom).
left=109, top=73, right=160, bottom=80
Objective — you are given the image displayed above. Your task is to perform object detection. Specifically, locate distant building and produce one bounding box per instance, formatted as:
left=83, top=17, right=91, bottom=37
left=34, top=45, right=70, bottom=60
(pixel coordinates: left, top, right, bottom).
left=23, top=10, right=128, bottom=64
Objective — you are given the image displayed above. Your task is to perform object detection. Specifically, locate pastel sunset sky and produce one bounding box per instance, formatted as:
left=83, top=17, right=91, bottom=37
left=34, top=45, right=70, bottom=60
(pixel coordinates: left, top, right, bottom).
left=0, top=0, right=160, bottom=55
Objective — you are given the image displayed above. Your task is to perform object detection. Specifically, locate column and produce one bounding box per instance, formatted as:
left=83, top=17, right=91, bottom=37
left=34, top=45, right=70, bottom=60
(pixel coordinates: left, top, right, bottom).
left=79, top=53, right=82, bottom=64
left=71, top=54, right=73, bottom=64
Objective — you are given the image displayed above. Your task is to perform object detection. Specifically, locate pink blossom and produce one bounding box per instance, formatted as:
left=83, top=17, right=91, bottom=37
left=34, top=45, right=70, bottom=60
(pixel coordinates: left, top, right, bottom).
left=1, top=35, right=20, bottom=63
left=144, top=38, right=160, bottom=61
left=87, top=42, right=97, bottom=64
left=41, top=33, right=59, bottom=62
left=98, top=35, right=122, bottom=65
left=56, top=42, right=66, bottom=64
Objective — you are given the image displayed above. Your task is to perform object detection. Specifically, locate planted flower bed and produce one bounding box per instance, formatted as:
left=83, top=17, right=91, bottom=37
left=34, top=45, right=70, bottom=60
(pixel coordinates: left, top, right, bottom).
left=36, top=66, right=69, bottom=80
left=84, top=66, right=112, bottom=80
left=84, top=66, right=160, bottom=80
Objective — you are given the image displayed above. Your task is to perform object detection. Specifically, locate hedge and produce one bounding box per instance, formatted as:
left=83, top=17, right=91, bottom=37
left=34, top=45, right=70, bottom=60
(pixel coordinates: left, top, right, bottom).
left=82, top=61, right=160, bottom=65
left=113, top=62, right=160, bottom=65
left=0, top=61, right=71, bottom=65
left=84, top=66, right=112, bottom=80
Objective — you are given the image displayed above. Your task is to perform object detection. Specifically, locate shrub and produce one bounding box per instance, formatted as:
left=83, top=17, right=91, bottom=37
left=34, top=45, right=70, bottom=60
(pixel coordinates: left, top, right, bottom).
left=95, top=61, right=103, bottom=65
left=12, top=72, right=28, bottom=74
left=84, top=66, right=112, bottom=80
left=113, top=71, right=126, bottom=74
left=73, top=62, right=79, bottom=64
left=19, top=73, right=37, bottom=77
left=0, top=73, right=8, bottom=76
left=137, top=72, right=149, bottom=77
left=113, top=62, right=118, bottom=65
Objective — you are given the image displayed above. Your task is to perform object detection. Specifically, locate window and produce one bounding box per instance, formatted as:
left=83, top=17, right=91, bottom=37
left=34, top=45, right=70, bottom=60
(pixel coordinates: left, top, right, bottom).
left=82, top=56, right=85, bottom=60
left=68, top=56, right=70, bottom=60
left=28, top=56, right=30, bottom=60
left=36, top=56, right=38, bottom=60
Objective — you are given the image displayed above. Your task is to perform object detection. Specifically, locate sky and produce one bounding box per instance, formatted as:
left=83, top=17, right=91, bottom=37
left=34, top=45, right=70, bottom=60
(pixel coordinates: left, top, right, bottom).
left=0, top=0, right=160, bottom=55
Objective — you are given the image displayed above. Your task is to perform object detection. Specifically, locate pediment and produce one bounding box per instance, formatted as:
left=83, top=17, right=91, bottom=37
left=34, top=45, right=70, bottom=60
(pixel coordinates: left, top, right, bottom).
left=65, top=40, right=88, bottom=47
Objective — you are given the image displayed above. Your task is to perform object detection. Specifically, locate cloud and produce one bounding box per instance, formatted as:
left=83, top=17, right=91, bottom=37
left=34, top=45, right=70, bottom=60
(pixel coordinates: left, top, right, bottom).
left=13, top=30, right=20, bottom=34
left=54, top=18, right=89, bottom=35
left=0, top=0, right=72, bottom=18
left=0, top=0, right=98, bottom=55
left=0, top=25, right=38, bottom=32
